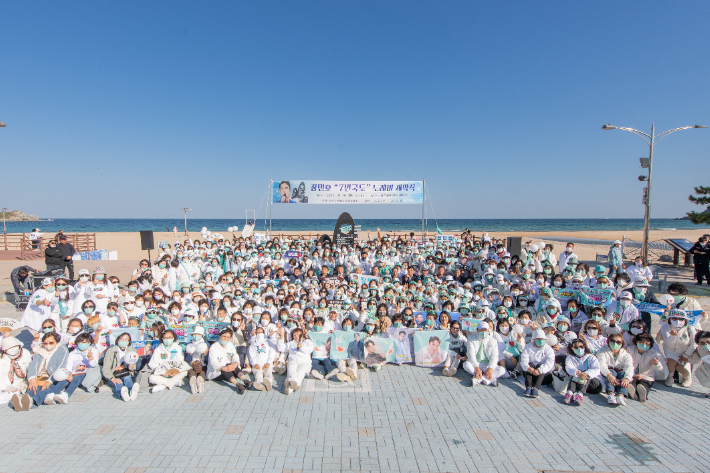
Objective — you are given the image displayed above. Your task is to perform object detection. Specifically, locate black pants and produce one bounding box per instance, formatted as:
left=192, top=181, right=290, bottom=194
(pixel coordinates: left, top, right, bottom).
left=632, top=378, right=654, bottom=395
left=695, top=261, right=710, bottom=284
left=569, top=378, right=602, bottom=394
left=524, top=363, right=546, bottom=388
left=62, top=261, right=74, bottom=280
left=213, top=369, right=242, bottom=382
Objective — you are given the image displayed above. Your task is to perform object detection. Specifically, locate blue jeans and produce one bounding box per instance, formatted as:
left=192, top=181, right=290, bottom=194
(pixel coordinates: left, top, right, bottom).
left=312, top=358, right=334, bottom=373
left=604, top=370, right=629, bottom=396
left=105, top=375, right=134, bottom=398
left=53, top=374, right=86, bottom=397
left=28, top=382, right=56, bottom=406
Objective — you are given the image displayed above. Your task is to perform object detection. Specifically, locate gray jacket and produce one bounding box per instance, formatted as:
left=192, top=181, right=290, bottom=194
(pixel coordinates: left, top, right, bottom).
left=27, top=345, right=69, bottom=380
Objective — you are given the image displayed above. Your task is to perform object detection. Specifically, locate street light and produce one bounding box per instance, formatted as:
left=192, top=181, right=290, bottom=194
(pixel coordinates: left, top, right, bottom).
left=2, top=207, right=7, bottom=250
left=180, top=208, right=191, bottom=236
left=602, top=122, right=707, bottom=260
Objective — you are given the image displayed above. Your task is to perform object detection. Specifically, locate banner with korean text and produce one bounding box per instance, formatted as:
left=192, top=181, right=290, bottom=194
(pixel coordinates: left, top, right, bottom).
left=272, top=180, right=423, bottom=204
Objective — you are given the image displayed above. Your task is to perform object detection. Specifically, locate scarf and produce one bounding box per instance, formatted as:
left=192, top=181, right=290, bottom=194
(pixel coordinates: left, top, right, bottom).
left=8, top=353, right=26, bottom=384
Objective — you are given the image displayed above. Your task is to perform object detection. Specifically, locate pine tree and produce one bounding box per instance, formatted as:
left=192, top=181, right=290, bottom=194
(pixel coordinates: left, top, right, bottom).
left=687, top=186, right=710, bottom=224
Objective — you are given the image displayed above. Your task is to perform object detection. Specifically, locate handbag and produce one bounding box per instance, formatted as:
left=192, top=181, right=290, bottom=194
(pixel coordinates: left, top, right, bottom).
left=113, top=367, right=130, bottom=378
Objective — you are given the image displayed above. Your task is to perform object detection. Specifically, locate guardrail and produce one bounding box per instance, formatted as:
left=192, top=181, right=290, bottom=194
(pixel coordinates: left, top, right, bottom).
left=1, top=233, right=97, bottom=260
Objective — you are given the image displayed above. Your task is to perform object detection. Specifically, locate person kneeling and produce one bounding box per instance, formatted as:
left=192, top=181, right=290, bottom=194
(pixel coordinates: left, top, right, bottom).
left=463, top=321, right=504, bottom=387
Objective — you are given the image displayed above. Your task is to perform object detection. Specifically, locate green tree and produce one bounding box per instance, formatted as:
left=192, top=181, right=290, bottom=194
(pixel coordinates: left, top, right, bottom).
left=687, top=186, right=710, bottom=224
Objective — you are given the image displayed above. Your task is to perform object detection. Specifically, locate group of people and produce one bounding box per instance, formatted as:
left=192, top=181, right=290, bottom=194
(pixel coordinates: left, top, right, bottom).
left=3, top=230, right=709, bottom=412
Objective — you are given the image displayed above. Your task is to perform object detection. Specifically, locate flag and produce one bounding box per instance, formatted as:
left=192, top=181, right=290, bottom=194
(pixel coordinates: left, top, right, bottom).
left=436, top=226, right=442, bottom=235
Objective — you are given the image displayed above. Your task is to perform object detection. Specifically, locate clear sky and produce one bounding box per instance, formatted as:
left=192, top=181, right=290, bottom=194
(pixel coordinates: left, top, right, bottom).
left=1, top=2, right=708, bottom=220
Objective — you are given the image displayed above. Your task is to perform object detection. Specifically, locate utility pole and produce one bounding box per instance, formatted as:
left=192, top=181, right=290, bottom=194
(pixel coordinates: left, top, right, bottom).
left=181, top=208, right=191, bottom=236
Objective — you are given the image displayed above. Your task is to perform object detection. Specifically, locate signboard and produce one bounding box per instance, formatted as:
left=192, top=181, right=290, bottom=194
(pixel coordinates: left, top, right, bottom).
left=333, top=212, right=356, bottom=247
left=350, top=274, right=380, bottom=286
left=436, top=235, right=456, bottom=244
left=272, top=180, right=424, bottom=204
left=284, top=250, right=303, bottom=259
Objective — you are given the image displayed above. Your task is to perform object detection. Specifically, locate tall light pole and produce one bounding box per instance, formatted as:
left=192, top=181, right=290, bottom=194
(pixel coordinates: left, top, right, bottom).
left=181, top=208, right=191, bottom=236
left=2, top=207, right=7, bottom=250
left=602, top=123, right=707, bottom=260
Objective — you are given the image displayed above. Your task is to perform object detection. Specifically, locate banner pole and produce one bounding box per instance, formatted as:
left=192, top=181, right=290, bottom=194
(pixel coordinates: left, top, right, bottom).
left=421, top=179, right=425, bottom=243
left=269, top=180, right=273, bottom=238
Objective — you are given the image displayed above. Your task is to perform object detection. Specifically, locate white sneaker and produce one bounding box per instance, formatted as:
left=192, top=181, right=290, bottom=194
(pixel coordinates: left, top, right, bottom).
left=291, top=380, right=301, bottom=391
left=616, top=394, right=626, bottom=406
left=471, top=377, right=481, bottom=387
left=346, top=368, right=357, bottom=379
left=263, top=378, right=272, bottom=391
left=151, top=385, right=166, bottom=394
left=55, top=392, right=69, bottom=404
left=325, top=368, right=340, bottom=380
left=310, top=369, right=324, bottom=380
left=130, top=384, right=140, bottom=401
left=336, top=373, right=350, bottom=382
left=442, top=368, right=450, bottom=377
left=197, top=378, right=205, bottom=393
left=253, top=382, right=266, bottom=391
left=189, top=377, right=198, bottom=395
left=43, top=393, right=56, bottom=405
left=121, top=386, right=130, bottom=402
left=449, top=367, right=457, bottom=376
left=284, top=378, right=292, bottom=395
left=607, top=393, right=617, bottom=405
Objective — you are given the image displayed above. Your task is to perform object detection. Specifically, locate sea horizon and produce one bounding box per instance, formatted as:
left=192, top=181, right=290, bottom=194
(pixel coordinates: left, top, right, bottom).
left=4, top=218, right=708, bottom=234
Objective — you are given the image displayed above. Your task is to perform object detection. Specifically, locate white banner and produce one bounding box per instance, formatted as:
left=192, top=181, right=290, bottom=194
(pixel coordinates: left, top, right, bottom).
left=272, top=180, right=423, bottom=204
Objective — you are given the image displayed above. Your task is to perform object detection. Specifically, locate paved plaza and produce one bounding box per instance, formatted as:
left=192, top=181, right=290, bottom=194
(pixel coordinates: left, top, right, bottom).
left=1, top=361, right=709, bottom=473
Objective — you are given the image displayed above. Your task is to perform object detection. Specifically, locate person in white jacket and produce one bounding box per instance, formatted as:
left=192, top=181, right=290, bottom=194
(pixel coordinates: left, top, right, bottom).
left=520, top=329, right=555, bottom=398
left=1, top=337, right=33, bottom=411
left=283, top=328, right=314, bottom=395
left=248, top=325, right=286, bottom=391
left=462, top=321, right=504, bottom=387
left=442, top=320, right=468, bottom=377
left=690, top=331, right=710, bottom=397
left=562, top=338, right=601, bottom=406
left=184, top=326, right=210, bottom=394
left=596, top=334, right=634, bottom=406
left=627, top=333, right=667, bottom=403
left=207, top=328, right=253, bottom=394
left=147, top=329, right=189, bottom=393
left=660, top=310, right=697, bottom=387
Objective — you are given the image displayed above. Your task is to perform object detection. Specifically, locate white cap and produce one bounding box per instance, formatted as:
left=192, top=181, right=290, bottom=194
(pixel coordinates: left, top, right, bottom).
left=613, top=240, right=622, bottom=245
left=42, top=278, right=52, bottom=286
left=532, top=329, right=546, bottom=340
left=123, top=296, right=136, bottom=303
left=477, top=321, right=490, bottom=331
left=619, top=291, right=633, bottom=300
left=78, top=269, right=90, bottom=276
left=1, top=336, right=22, bottom=351
left=191, top=325, right=205, bottom=336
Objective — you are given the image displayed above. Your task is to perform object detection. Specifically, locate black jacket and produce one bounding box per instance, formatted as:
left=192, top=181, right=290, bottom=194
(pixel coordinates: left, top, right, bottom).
left=57, top=242, right=76, bottom=261
left=690, top=241, right=710, bottom=264
left=45, top=247, right=64, bottom=265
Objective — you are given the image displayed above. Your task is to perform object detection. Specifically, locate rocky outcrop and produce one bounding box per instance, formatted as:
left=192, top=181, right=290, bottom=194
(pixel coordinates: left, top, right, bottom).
left=1, top=210, right=39, bottom=221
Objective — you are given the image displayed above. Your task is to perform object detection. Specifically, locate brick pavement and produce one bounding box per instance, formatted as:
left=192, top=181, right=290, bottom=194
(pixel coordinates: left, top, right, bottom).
left=1, top=364, right=709, bottom=473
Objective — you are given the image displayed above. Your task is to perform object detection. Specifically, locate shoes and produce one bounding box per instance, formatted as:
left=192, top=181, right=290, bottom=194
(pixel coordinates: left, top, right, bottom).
left=21, top=393, right=31, bottom=411
left=563, top=392, right=572, bottom=404
left=442, top=368, right=450, bottom=376
left=55, top=392, right=69, bottom=404
left=310, top=369, right=324, bottom=380
left=243, top=379, right=254, bottom=390
left=664, top=376, right=674, bottom=387
left=510, top=371, right=518, bottom=382
left=682, top=376, right=693, bottom=388
left=290, top=380, right=300, bottom=392
left=284, top=378, right=292, bottom=395
left=471, top=377, right=481, bottom=387
left=346, top=368, right=356, bottom=379
left=242, top=366, right=252, bottom=374
left=197, top=377, right=205, bottom=393
left=121, top=386, right=130, bottom=402
left=637, top=385, right=648, bottom=402
left=448, top=367, right=457, bottom=376
left=263, top=378, right=272, bottom=391
left=44, top=393, right=56, bottom=405
left=130, top=384, right=140, bottom=400
left=531, top=388, right=539, bottom=398
left=94, top=386, right=101, bottom=393
left=608, top=393, right=617, bottom=405
left=325, top=369, right=340, bottom=380
left=10, top=394, right=22, bottom=411
left=189, top=377, right=198, bottom=395
left=616, top=394, right=626, bottom=406
left=524, top=387, right=532, bottom=397
left=627, top=384, right=636, bottom=400
left=253, top=382, right=266, bottom=391
left=275, top=365, right=286, bottom=376
left=151, top=385, right=166, bottom=393
left=374, top=364, right=381, bottom=372
left=336, top=373, right=350, bottom=382
left=491, top=379, right=498, bottom=387
left=573, top=393, right=583, bottom=405
left=236, top=383, right=246, bottom=395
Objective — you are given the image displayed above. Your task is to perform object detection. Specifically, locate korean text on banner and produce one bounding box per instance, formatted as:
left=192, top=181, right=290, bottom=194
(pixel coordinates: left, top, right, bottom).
left=272, top=180, right=423, bottom=204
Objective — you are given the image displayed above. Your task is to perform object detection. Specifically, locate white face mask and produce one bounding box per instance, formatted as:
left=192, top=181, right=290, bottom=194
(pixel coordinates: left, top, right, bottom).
left=171, top=309, right=180, bottom=316
left=5, top=346, right=21, bottom=357
left=587, top=329, right=599, bottom=337
left=125, top=304, right=134, bottom=311
left=503, top=301, right=512, bottom=308
left=136, top=302, right=144, bottom=308
left=255, top=333, right=265, bottom=343
left=519, top=319, right=530, bottom=326
left=537, top=279, right=544, bottom=285
left=500, top=326, right=510, bottom=334
left=260, top=319, right=269, bottom=326
left=630, top=327, right=643, bottom=335
left=671, top=319, right=685, bottom=328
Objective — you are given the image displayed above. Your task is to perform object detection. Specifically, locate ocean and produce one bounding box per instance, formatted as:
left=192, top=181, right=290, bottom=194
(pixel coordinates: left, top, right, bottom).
left=3, top=218, right=708, bottom=234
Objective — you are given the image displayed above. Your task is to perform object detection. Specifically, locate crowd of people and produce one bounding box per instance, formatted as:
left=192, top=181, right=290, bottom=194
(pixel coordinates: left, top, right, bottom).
left=3, top=231, right=709, bottom=412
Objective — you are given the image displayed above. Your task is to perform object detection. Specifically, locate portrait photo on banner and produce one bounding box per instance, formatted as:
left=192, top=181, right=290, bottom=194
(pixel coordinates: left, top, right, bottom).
left=385, top=326, right=420, bottom=363
left=413, top=330, right=450, bottom=368
left=308, top=332, right=333, bottom=360
left=362, top=337, right=395, bottom=368
left=330, top=331, right=367, bottom=360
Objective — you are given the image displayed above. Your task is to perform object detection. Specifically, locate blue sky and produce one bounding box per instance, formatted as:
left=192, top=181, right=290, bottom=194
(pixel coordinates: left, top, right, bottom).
left=1, top=2, right=708, bottom=220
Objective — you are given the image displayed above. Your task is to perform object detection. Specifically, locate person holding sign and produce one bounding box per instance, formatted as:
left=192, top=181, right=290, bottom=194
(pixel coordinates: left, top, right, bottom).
left=462, top=321, right=503, bottom=387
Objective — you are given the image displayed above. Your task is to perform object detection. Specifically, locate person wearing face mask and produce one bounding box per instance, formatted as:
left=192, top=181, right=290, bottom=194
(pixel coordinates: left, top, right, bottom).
left=249, top=325, right=286, bottom=391
left=48, top=277, right=76, bottom=332
left=627, top=258, right=653, bottom=285
left=21, top=278, right=55, bottom=332
left=148, top=330, right=190, bottom=393
left=629, top=279, right=660, bottom=333
left=596, top=334, right=634, bottom=406
left=25, top=332, right=69, bottom=407
left=141, top=308, right=166, bottom=330
left=660, top=310, right=697, bottom=388
left=520, top=329, right=555, bottom=398
left=44, top=239, right=64, bottom=272
left=562, top=338, right=601, bottom=406
left=441, top=321, right=468, bottom=377
left=666, top=283, right=707, bottom=328
left=185, top=326, right=210, bottom=394
left=563, top=300, right=587, bottom=333
left=121, top=296, right=143, bottom=322
left=690, top=235, right=710, bottom=285
left=535, top=301, right=562, bottom=326
left=515, top=311, right=536, bottom=342
left=580, top=318, right=607, bottom=354
left=102, top=333, right=140, bottom=402
left=627, top=333, right=667, bottom=402
left=498, top=321, right=525, bottom=379
left=606, top=291, right=639, bottom=335
left=283, top=328, right=314, bottom=394
left=102, top=302, right=122, bottom=328
left=462, top=321, right=504, bottom=387
left=558, top=243, right=578, bottom=275
left=690, top=331, right=710, bottom=397
left=1, top=337, right=33, bottom=411
left=85, top=268, right=112, bottom=315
